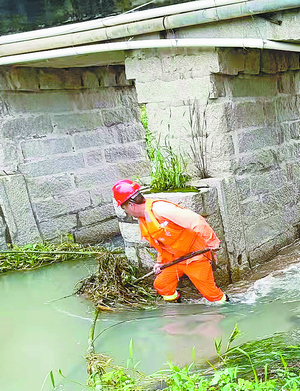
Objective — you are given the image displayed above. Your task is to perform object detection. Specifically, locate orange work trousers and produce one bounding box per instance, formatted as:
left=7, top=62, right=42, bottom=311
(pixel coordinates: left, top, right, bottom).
left=153, top=260, right=224, bottom=302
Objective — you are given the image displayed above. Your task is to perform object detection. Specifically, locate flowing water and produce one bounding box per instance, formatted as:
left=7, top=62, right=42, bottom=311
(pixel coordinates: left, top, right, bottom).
left=2, top=240, right=300, bottom=390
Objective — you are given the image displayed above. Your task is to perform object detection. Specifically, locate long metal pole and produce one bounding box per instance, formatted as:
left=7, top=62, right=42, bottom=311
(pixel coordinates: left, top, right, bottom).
left=132, top=246, right=218, bottom=284
left=1, top=38, right=300, bottom=66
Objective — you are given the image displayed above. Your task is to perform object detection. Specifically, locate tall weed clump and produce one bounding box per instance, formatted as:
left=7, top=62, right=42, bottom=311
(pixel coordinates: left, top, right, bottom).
left=187, top=99, right=210, bottom=179
left=140, top=105, right=189, bottom=192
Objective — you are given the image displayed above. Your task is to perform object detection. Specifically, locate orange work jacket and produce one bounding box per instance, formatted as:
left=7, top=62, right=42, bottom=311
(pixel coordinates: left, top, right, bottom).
left=139, top=199, right=218, bottom=264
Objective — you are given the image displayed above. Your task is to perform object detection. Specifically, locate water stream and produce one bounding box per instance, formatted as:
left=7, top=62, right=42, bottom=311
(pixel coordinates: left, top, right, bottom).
left=1, top=240, right=300, bottom=390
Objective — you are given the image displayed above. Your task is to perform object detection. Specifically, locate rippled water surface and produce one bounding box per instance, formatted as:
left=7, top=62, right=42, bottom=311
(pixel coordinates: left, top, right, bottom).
left=2, top=241, right=300, bottom=390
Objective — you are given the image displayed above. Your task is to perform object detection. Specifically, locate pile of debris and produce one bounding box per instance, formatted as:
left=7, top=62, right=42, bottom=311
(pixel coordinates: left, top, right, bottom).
left=76, top=250, right=160, bottom=310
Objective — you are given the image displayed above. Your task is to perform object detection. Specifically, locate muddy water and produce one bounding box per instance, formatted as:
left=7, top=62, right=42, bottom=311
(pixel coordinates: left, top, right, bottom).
left=1, top=241, right=300, bottom=390
left=0, top=258, right=97, bottom=391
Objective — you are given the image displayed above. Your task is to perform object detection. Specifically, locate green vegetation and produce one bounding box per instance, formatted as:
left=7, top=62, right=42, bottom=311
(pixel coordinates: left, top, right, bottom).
left=83, top=325, right=300, bottom=390
left=0, top=0, right=115, bottom=34
left=140, top=105, right=190, bottom=192
left=0, top=236, right=158, bottom=307
left=0, top=237, right=105, bottom=274
left=0, top=0, right=195, bottom=35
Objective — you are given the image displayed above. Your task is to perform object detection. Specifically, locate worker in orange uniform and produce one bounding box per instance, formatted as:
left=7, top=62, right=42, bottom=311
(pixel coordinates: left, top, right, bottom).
left=112, top=179, right=229, bottom=304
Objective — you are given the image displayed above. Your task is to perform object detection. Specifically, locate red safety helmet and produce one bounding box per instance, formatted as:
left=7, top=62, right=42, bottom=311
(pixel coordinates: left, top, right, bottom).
left=112, top=179, right=141, bottom=206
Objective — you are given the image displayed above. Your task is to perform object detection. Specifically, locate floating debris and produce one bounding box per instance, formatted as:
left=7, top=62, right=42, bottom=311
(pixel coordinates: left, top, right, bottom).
left=76, top=250, right=159, bottom=310
left=0, top=241, right=105, bottom=274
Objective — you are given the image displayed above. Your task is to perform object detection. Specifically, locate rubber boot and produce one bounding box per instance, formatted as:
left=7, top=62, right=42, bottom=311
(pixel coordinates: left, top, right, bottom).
left=176, top=291, right=182, bottom=303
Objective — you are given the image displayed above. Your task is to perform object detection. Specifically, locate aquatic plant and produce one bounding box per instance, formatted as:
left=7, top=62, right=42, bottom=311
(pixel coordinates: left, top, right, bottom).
left=86, top=318, right=156, bottom=390
left=41, top=368, right=86, bottom=390
left=0, top=236, right=158, bottom=308
left=220, top=329, right=300, bottom=383
left=85, top=326, right=300, bottom=391
left=0, top=237, right=106, bottom=274
left=87, top=338, right=165, bottom=391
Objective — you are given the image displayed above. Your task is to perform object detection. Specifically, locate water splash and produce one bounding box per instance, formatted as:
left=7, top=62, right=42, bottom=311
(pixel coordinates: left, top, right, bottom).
left=230, top=261, right=300, bottom=305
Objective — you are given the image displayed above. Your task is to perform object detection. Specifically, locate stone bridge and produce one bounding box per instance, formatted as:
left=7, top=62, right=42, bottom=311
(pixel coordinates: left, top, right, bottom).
left=1, top=0, right=300, bottom=284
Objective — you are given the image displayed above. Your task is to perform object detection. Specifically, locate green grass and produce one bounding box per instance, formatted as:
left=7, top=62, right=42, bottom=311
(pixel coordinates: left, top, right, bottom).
left=85, top=326, right=300, bottom=391
left=140, top=105, right=190, bottom=192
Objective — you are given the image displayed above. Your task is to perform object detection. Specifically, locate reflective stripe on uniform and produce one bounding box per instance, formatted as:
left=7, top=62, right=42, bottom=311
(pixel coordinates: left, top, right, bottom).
left=214, top=293, right=227, bottom=304
left=162, top=290, right=179, bottom=301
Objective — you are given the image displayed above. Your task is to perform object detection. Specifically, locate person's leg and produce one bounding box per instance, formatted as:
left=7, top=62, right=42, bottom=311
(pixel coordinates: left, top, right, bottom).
left=153, top=265, right=184, bottom=301
left=183, top=261, right=226, bottom=302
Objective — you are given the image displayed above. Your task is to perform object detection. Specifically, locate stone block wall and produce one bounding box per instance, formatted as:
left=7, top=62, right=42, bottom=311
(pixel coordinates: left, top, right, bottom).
left=125, top=48, right=300, bottom=280
left=1, top=46, right=299, bottom=286
left=0, top=65, right=150, bottom=246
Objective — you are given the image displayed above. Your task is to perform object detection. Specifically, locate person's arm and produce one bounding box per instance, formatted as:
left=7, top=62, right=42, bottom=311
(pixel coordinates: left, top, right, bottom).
left=152, top=201, right=220, bottom=248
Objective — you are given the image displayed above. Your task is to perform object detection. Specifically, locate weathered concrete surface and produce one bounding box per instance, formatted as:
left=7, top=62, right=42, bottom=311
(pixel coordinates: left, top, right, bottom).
left=176, top=9, right=300, bottom=42
left=0, top=175, right=41, bottom=245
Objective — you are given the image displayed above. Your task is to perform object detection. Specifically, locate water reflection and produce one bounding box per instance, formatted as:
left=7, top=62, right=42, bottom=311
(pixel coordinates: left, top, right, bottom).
left=96, top=251, right=300, bottom=373
left=94, top=305, right=227, bottom=371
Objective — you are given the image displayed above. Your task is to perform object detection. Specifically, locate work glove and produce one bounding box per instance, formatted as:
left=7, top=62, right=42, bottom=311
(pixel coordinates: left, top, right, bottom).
left=153, top=263, right=162, bottom=274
